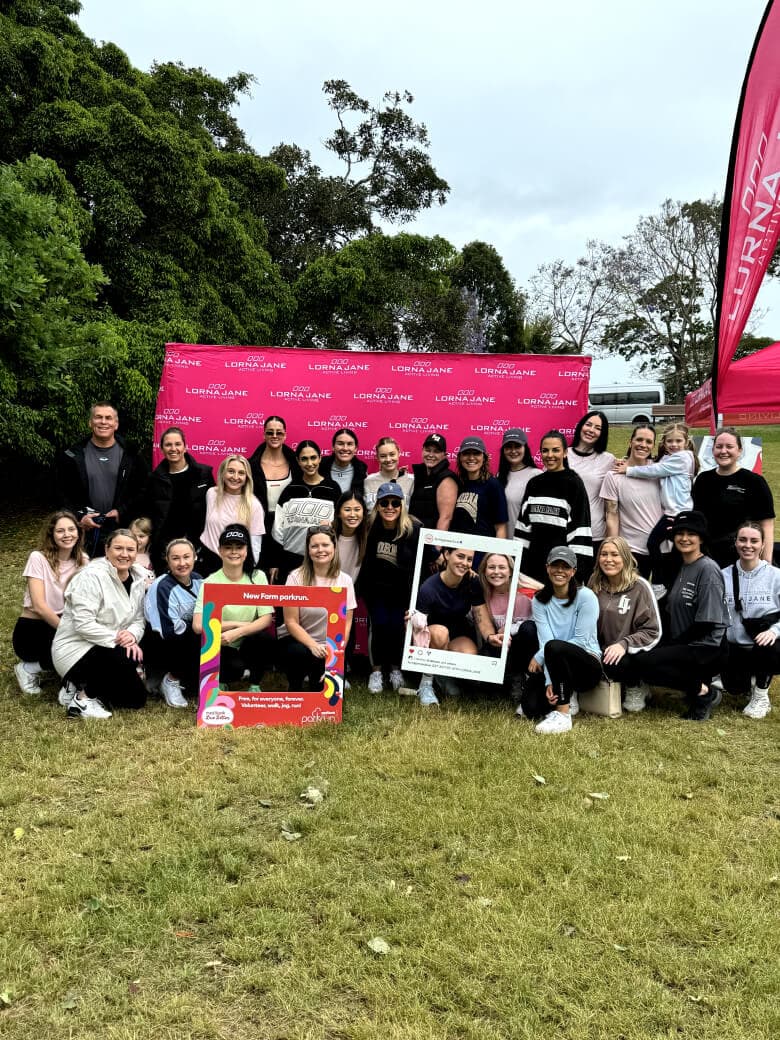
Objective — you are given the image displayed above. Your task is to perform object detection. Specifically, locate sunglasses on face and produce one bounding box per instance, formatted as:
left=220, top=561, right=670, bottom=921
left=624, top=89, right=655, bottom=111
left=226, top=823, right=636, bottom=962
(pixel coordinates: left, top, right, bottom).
left=378, top=498, right=402, bottom=508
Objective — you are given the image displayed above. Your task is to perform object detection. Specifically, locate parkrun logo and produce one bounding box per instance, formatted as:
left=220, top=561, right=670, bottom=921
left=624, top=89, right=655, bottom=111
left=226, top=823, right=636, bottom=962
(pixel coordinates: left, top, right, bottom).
left=390, top=362, right=453, bottom=375
left=308, top=358, right=371, bottom=372
left=185, top=384, right=248, bottom=399
left=353, top=387, right=414, bottom=403
left=473, top=364, right=536, bottom=377
left=435, top=389, right=496, bottom=405
left=224, top=354, right=287, bottom=371
left=165, top=352, right=202, bottom=368
left=270, top=385, right=332, bottom=400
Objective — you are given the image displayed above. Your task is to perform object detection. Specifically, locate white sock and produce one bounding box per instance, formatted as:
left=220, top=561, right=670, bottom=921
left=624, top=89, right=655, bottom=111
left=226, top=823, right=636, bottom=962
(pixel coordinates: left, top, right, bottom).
left=23, top=662, right=43, bottom=675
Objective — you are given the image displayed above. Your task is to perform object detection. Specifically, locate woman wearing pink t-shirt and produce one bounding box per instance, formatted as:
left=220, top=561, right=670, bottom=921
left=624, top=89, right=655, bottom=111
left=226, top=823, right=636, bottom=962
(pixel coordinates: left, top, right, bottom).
left=13, top=511, right=88, bottom=698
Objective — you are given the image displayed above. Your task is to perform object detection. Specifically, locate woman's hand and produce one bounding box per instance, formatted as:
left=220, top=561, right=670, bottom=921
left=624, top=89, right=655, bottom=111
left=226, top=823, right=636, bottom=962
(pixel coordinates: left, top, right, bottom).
left=602, top=642, right=626, bottom=666
left=613, top=459, right=628, bottom=474
left=486, top=632, right=504, bottom=649
left=309, top=642, right=328, bottom=659
left=125, top=642, right=144, bottom=663
left=545, top=684, right=557, bottom=704
left=269, top=568, right=279, bottom=584
left=754, top=629, right=777, bottom=647
left=115, top=629, right=136, bottom=648
left=528, top=657, right=542, bottom=674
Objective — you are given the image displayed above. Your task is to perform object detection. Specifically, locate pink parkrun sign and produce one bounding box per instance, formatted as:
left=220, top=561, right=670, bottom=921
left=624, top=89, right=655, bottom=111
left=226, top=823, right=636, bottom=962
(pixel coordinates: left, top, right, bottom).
left=154, top=345, right=591, bottom=472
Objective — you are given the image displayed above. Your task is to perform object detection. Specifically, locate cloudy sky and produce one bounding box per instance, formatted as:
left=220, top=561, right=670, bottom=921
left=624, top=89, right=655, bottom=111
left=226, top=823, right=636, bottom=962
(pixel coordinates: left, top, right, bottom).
left=77, top=0, right=779, bottom=380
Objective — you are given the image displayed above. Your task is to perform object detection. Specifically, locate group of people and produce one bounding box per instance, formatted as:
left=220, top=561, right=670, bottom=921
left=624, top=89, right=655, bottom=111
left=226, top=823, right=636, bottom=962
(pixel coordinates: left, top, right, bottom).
left=11, top=401, right=779, bottom=732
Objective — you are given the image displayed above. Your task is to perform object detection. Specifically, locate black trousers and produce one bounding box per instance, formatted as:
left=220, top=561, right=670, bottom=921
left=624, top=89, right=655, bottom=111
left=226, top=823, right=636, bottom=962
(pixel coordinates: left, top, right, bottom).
left=12, top=618, right=56, bottom=669
left=278, top=637, right=326, bottom=691
left=543, top=640, right=603, bottom=707
left=219, top=631, right=275, bottom=686
left=366, top=600, right=406, bottom=670
left=143, top=628, right=201, bottom=692
left=65, top=645, right=147, bottom=709
left=482, top=621, right=539, bottom=683
left=618, top=642, right=727, bottom=704
left=722, top=641, right=780, bottom=693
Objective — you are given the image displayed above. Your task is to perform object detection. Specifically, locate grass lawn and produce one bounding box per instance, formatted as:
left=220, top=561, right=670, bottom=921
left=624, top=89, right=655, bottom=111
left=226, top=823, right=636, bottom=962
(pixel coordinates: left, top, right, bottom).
left=1, top=427, right=780, bottom=1039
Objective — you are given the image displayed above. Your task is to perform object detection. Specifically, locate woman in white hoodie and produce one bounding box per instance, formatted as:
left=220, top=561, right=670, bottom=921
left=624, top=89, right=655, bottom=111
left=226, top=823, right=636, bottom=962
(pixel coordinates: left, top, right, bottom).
left=52, top=528, right=148, bottom=719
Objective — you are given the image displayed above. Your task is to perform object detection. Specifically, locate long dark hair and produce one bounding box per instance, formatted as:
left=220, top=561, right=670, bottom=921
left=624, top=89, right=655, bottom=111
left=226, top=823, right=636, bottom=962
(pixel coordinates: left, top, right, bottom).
left=535, top=569, right=578, bottom=607
left=497, top=441, right=537, bottom=485
left=218, top=523, right=256, bottom=576
left=571, top=410, right=609, bottom=454
left=333, top=491, right=369, bottom=562
left=540, top=430, right=570, bottom=468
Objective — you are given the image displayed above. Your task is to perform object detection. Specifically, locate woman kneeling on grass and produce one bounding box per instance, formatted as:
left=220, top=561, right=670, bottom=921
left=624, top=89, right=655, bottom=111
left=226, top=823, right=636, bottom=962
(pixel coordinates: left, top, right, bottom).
left=192, top=525, right=274, bottom=692
left=720, top=521, right=780, bottom=719
left=13, top=511, right=88, bottom=699
left=620, top=511, right=729, bottom=722
left=587, top=536, right=662, bottom=713
left=477, top=553, right=539, bottom=701
left=410, top=546, right=494, bottom=707
left=144, top=539, right=203, bottom=708
left=277, top=525, right=356, bottom=692
left=526, top=546, right=601, bottom=734
left=52, top=528, right=148, bottom=719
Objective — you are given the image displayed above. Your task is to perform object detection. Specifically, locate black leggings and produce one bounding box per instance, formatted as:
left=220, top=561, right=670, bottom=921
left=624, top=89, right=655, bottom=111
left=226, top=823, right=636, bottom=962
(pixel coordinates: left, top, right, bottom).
left=65, top=645, right=147, bottom=710
left=482, top=621, right=539, bottom=680
left=722, top=641, right=780, bottom=693
left=12, top=618, right=56, bottom=669
left=366, top=601, right=405, bottom=670
left=278, top=637, right=326, bottom=691
left=543, top=640, right=603, bottom=706
left=619, top=642, right=727, bottom=704
left=143, top=628, right=201, bottom=692
left=219, top=632, right=275, bottom=686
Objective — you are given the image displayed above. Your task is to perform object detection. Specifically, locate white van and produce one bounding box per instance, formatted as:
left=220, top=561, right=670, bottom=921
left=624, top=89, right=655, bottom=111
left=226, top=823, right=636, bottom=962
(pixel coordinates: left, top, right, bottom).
left=588, top=382, right=665, bottom=424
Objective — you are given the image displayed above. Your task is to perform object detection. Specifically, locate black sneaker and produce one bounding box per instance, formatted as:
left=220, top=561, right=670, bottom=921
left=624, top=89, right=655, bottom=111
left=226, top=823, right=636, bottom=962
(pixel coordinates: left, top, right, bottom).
left=685, top=687, right=722, bottom=722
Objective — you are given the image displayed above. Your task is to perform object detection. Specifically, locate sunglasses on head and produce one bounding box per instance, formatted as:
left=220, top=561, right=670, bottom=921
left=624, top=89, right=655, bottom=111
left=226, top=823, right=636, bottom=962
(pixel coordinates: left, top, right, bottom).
left=378, top=498, right=402, bottom=508
left=308, top=524, right=335, bottom=535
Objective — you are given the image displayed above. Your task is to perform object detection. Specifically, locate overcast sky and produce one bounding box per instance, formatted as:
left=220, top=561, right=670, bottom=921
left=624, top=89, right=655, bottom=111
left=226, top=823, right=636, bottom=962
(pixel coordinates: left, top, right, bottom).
left=77, top=0, right=779, bottom=381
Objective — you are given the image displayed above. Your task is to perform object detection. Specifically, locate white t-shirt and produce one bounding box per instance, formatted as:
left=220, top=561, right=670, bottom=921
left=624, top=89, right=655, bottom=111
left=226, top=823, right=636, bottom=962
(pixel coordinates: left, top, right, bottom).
left=282, top=569, right=357, bottom=643
left=600, top=470, right=664, bottom=556
left=363, top=471, right=414, bottom=511
left=23, top=551, right=86, bottom=616
left=201, top=487, right=265, bottom=554
left=503, top=468, right=537, bottom=539
left=337, top=535, right=362, bottom=581
left=567, top=449, right=616, bottom=539
left=266, top=473, right=292, bottom=514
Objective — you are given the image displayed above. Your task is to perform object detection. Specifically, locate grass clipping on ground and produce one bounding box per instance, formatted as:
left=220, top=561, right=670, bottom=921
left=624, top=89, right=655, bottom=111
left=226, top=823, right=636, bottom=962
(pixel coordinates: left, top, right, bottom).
left=1, top=427, right=780, bottom=1039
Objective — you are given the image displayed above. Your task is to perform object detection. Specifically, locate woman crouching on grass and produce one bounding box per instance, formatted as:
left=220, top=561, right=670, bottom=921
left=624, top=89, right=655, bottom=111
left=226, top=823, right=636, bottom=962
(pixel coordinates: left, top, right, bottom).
left=720, top=521, right=780, bottom=719
left=477, top=553, right=539, bottom=701
left=277, top=525, right=356, bottom=692
left=51, top=528, right=148, bottom=720
left=13, top=510, right=88, bottom=700
left=526, top=546, right=601, bottom=734
left=587, top=536, right=662, bottom=713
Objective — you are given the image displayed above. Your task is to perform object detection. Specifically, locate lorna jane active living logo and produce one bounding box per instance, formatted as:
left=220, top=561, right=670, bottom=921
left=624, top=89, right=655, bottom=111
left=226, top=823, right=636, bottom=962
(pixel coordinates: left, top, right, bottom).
left=307, top=357, right=371, bottom=372
left=156, top=407, right=204, bottom=425
left=557, top=368, right=588, bottom=379
left=165, top=351, right=202, bottom=368
left=309, top=415, right=368, bottom=430
left=270, top=385, right=332, bottom=401
left=224, top=411, right=266, bottom=428
left=353, top=387, right=414, bottom=403
left=388, top=417, right=445, bottom=432
left=473, top=362, right=537, bottom=378
left=518, top=393, right=578, bottom=408
left=435, top=389, right=496, bottom=405
left=189, top=438, right=248, bottom=453
left=469, top=419, right=518, bottom=437
left=185, top=383, right=248, bottom=399
left=224, top=354, right=288, bottom=372
left=390, top=360, right=454, bottom=376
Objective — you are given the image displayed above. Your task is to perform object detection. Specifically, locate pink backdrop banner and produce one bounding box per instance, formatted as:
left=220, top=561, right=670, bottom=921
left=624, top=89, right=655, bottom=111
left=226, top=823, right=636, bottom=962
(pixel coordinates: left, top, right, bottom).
left=154, top=345, right=591, bottom=472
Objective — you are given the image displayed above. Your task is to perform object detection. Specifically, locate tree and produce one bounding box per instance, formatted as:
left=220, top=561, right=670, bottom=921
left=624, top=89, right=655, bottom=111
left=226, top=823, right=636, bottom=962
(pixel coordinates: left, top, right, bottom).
left=451, top=241, right=525, bottom=353
left=529, top=241, right=622, bottom=353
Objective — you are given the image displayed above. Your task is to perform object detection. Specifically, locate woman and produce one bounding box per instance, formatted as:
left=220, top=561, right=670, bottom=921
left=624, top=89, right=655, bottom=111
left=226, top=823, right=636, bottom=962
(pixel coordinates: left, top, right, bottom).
left=497, top=429, right=538, bottom=540
left=477, top=552, right=540, bottom=699
left=13, top=511, right=88, bottom=699
left=622, top=511, right=730, bottom=721
left=693, top=426, right=775, bottom=567
left=720, top=521, right=780, bottom=719
left=192, top=525, right=274, bottom=691
left=567, top=410, right=615, bottom=548
left=408, top=432, right=458, bottom=532
left=248, top=416, right=302, bottom=549
left=359, top=482, right=422, bottom=693
left=514, top=430, right=593, bottom=584
left=450, top=436, right=508, bottom=539
left=278, top=525, right=356, bottom=691
left=271, top=440, right=341, bottom=582
left=333, top=491, right=368, bottom=583
left=144, top=538, right=204, bottom=708
left=410, top=546, right=494, bottom=706
left=51, top=528, right=148, bottom=719
left=526, top=547, right=601, bottom=734
left=319, top=428, right=368, bottom=495
left=587, top=536, right=662, bottom=713
left=200, top=455, right=264, bottom=576
left=600, top=424, right=664, bottom=579
left=363, top=437, right=414, bottom=510
left=145, top=426, right=214, bottom=572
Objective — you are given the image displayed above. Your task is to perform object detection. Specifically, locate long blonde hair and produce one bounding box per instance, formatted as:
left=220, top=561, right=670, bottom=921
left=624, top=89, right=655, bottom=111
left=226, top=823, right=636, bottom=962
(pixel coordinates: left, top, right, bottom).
left=588, top=537, right=639, bottom=594
left=216, top=455, right=255, bottom=526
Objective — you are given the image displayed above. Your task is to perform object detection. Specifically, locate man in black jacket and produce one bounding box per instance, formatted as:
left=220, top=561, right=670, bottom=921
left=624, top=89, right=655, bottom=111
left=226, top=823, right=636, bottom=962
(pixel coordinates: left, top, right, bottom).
left=57, top=402, right=149, bottom=555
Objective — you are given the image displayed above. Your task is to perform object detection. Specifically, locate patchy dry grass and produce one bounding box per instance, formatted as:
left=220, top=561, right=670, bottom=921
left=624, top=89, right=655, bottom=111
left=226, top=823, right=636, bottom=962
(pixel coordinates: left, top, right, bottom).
left=0, top=430, right=779, bottom=1039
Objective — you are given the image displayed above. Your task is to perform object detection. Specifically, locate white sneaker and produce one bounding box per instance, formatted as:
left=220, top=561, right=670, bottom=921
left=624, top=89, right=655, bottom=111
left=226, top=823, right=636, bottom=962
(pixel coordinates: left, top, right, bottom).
left=535, top=710, right=572, bottom=734
left=743, top=687, right=771, bottom=719
left=14, top=662, right=42, bottom=696
left=57, top=682, right=78, bottom=707
left=514, top=702, right=525, bottom=718
left=623, top=682, right=650, bottom=713
left=160, top=674, right=188, bottom=708
left=368, top=671, right=384, bottom=694
left=569, top=692, right=579, bottom=717
left=710, top=675, right=724, bottom=692
left=389, top=668, right=404, bottom=691
left=417, top=679, right=439, bottom=707
left=67, top=695, right=112, bottom=720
